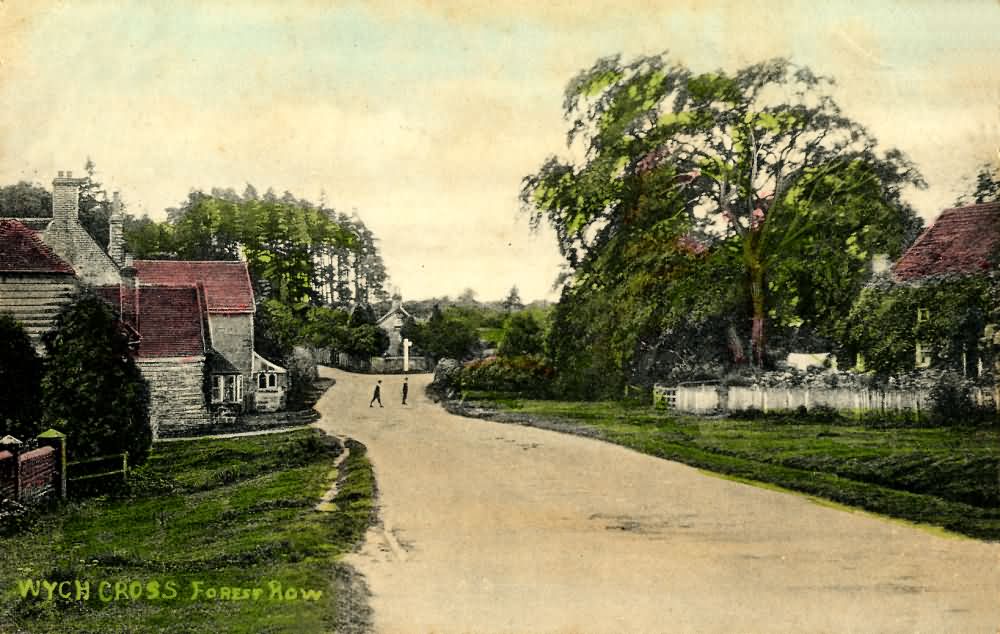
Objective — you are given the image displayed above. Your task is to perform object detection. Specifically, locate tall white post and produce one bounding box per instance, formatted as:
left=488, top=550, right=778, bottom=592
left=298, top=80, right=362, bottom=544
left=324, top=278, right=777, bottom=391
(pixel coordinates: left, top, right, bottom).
left=403, top=338, right=412, bottom=372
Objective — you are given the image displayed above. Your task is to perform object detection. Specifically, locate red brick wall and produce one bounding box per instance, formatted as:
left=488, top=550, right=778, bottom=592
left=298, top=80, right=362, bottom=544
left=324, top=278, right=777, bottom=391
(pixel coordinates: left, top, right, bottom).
left=17, top=446, right=56, bottom=502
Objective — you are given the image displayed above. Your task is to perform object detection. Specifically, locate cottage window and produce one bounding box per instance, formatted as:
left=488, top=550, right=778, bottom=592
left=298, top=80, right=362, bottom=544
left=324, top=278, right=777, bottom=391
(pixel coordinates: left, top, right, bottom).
left=236, top=375, right=243, bottom=401
left=258, top=373, right=267, bottom=389
left=915, top=342, right=931, bottom=368
left=224, top=375, right=236, bottom=402
left=268, top=373, right=276, bottom=388
left=917, top=307, right=930, bottom=323
left=212, top=376, right=223, bottom=403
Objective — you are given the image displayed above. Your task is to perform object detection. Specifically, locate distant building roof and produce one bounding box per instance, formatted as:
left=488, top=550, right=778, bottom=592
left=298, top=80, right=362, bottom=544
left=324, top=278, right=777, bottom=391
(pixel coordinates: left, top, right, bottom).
left=377, top=301, right=411, bottom=325
left=0, top=219, right=75, bottom=275
left=132, top=260, right=255, bottom=313
left=96, top=285, right=207, bottom=358
left=893, top=202, right=1000, bottom=282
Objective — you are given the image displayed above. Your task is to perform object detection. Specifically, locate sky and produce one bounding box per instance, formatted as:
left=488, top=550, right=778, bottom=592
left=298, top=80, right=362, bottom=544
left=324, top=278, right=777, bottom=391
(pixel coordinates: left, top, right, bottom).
left=1, top=1, right=998, bottom=302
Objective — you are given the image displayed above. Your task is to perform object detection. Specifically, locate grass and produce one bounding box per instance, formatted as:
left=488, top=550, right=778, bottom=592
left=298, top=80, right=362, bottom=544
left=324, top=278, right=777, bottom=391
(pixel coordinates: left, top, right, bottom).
left=458, top=394, right=1000, bottom=540
left=0, top=428, right=375, bottom=633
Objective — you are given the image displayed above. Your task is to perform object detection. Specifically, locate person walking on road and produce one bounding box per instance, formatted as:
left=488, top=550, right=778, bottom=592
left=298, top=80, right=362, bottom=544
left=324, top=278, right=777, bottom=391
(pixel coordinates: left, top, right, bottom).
left=370, top=380, right=383, bottom=407
left=402, top=377, right=409, bottom=405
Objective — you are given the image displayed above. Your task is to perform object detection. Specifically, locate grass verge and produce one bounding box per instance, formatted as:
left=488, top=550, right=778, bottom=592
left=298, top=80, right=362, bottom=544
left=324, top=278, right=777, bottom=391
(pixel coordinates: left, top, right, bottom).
left=448, top=395, right=1000, bottom=540
left=0, top=428, right=375, bottom=633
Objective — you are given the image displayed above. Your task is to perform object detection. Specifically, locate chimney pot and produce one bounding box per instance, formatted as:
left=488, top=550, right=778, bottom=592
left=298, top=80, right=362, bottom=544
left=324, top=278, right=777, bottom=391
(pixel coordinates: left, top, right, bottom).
left=58, top=171, right=64, bottom=177
left=66, top=171, right=72, bottom=177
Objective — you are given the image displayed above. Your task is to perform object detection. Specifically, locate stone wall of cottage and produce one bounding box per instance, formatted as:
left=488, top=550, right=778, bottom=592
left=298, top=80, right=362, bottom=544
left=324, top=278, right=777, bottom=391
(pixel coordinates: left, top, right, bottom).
left=137, top=358, right=211, bottom=437
left=0, top=273, right=78, bottom=349
left=208, top=313, right=255, bottom=406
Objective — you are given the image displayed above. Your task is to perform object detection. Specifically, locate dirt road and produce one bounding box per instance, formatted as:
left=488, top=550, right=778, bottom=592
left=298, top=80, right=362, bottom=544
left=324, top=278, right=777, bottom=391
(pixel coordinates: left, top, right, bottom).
left=314, top=368, right=1000, bottom=633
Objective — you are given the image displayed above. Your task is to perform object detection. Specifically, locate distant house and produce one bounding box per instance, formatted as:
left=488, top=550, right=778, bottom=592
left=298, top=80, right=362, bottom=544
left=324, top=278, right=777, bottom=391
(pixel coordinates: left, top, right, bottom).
left=377, top=293, right=412, bottom=355
left=0, top=171, right=287, bottom=436
left=891, top=201, right=1000, bottom=371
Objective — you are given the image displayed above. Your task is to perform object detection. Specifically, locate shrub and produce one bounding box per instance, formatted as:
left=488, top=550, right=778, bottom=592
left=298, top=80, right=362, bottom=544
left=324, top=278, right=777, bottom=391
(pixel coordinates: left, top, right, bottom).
left=458, top=355, right=555, bottom=397
left=0, top=315, right=43, bottom=440
left=286, top=346, right=319, bottom=409
left=431, top=358, right=462, bottom=390
left=928, top=371, right=991, bottom=425
left=42, top=292, right=152, bottom=464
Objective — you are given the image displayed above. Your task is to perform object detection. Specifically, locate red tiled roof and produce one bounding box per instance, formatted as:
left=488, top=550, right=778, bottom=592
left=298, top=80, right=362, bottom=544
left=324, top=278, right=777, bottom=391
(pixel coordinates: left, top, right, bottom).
left=95, top=285, right=206, bottom=358
left=132, top=260, right=255, bottom=313
left=0, top=219, right=74, bottom=275
left=893, top=202, right=1000, bottom=282
left=135, top=286, right=206, bottom=358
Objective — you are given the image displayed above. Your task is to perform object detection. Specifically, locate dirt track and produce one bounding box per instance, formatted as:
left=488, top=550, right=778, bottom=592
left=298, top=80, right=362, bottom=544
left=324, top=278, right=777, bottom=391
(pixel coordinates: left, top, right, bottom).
left=314, top=368, right=1000, bottom=634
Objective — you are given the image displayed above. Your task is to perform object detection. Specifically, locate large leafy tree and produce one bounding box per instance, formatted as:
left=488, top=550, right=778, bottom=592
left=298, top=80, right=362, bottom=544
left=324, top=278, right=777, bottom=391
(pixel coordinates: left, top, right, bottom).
left=41, top=293, right=152, bottom=463
left=0, top=316, right=44, bottom=441
left=523, top=55, right=923, bottom=366
left=0, top=182, right=51, bottom=217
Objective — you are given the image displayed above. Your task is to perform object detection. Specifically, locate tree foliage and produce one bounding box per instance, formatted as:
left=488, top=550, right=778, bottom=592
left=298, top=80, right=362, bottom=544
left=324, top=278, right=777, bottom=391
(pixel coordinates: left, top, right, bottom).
left=416, top=305, right=480, bottom=362
left=41, top=293, right=152, bottom=463
left=957, top=163, right=1000, bottom=206
left=0, top=315, right=44, bottom=441
left=501, top=285, right=524, bottom=312
left=522, top=55, right=924, bottom=370
left=124, top=188, right=387, bottom=312
left=498, top=311, right=545, bottom=357
left=0, top=182, right=51, bottom=218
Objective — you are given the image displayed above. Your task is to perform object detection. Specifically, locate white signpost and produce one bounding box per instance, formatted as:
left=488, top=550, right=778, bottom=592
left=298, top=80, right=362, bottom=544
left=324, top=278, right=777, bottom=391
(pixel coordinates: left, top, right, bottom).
left=403, top=337, right=412, bottom=372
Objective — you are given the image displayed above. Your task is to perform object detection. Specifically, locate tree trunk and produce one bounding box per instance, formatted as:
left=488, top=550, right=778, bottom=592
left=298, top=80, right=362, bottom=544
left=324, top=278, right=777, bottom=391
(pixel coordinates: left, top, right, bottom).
left=745, top=235, right=767, bottom=368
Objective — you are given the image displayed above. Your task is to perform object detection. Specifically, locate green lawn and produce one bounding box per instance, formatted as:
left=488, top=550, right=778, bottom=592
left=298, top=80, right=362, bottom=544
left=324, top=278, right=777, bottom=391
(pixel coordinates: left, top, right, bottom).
left=0, top=429, right=374, bottom=633
left=460, top=394, right=1000, bottom=540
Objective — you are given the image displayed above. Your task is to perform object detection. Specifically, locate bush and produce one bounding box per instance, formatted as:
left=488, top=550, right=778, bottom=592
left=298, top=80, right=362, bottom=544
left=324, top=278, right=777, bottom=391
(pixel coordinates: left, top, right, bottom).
left=432, top=358, right=462, bottom=390
left=458, top=355, right=554, bottom=397
left=0, top=315, right=43, bottom=440
left=41, top=292, right=152, bottom=464
left=286, top=346, right=319, bottom=409
left=928, top=371, right=990, bottom=425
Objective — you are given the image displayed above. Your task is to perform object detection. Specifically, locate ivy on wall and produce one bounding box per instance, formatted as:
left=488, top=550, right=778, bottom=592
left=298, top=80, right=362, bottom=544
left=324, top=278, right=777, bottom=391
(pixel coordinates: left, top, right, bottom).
left=845, top=273, right=996, bottom=378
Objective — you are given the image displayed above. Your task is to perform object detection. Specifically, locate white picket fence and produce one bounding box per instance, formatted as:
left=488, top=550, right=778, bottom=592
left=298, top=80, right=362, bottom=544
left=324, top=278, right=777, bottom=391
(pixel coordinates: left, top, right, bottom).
left=654, top=383, right=931, bottom=415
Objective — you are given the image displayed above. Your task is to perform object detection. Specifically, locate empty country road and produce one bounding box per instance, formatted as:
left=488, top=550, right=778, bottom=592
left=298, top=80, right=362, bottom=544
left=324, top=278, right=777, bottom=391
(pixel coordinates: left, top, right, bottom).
left=314, top=368, right=1000, bottom=634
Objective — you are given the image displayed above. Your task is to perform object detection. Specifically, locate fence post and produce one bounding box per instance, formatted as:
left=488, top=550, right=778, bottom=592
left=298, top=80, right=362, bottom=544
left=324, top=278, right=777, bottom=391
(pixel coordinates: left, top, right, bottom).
left=37, top=429, right=67, bottom=499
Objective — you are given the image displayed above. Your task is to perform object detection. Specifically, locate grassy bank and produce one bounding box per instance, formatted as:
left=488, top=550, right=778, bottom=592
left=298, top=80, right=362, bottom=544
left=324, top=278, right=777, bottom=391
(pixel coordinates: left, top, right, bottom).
left=0, top=428, right=375, bottom=633
left=453, top=394, right=1000, bottom=540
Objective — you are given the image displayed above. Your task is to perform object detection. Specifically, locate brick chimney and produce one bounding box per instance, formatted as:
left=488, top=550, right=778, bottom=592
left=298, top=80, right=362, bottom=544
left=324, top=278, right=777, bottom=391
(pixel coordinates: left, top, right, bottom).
left=121, top=259, right=139, bottom=333
left=108, top=191, right=124, bottom=265
left=51, top=171, right=86, bottom=225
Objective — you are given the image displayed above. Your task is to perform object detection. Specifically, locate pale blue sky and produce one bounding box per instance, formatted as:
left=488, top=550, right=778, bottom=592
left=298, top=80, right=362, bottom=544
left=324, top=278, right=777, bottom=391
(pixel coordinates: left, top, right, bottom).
left=1, top=1, right=998, bottom=300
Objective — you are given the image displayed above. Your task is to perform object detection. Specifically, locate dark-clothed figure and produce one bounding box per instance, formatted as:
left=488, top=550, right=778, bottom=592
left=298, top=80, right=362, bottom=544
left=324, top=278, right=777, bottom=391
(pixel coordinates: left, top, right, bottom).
left=370, top=380, right=383, bottom=407
left=402, top=377, right=409, bottom=405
